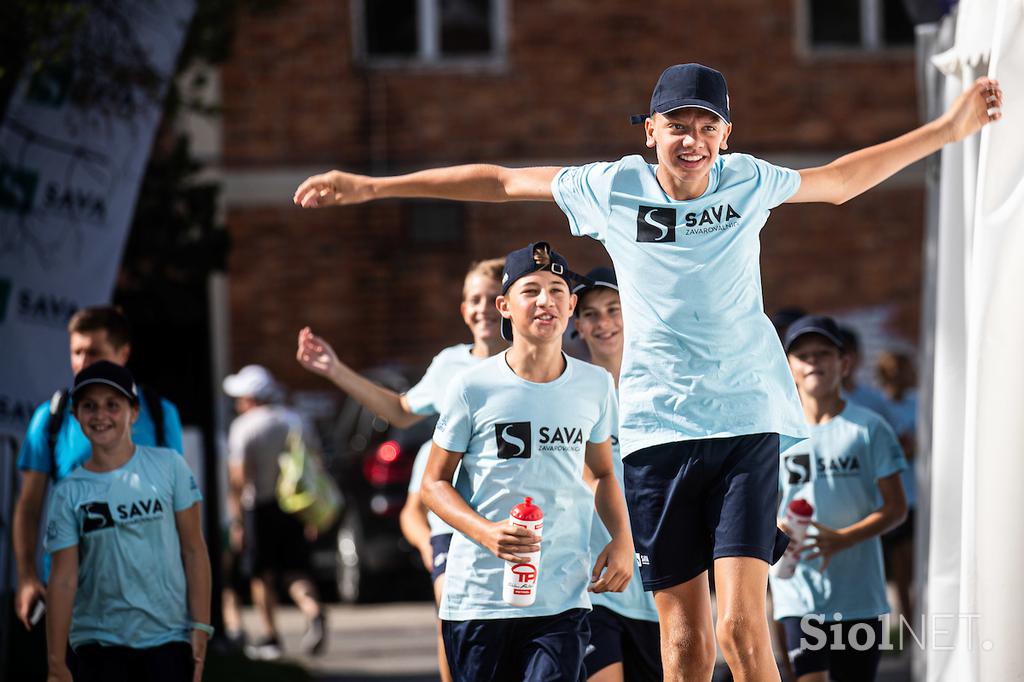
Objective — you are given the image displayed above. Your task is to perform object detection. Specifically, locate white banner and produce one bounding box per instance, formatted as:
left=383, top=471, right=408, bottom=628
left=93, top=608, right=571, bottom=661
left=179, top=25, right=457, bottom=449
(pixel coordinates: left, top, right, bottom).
left=0, top=1, right=196, bottom=446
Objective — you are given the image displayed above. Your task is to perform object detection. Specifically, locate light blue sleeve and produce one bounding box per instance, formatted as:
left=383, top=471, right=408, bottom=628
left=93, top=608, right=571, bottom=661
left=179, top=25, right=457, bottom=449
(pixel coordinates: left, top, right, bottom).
left=171, top=453, right=203, bottom=511
left=432, top=379, right=473, bottom=454
left=17, top=401, right=55, bottom=474
left=161, top=399, right=184, bottom=454
left=408, top=440, right=432, bottom=493
left=44, top=483, right=79, bottom=553
left=551, top=161, right=620, bottom=242
left=869, top=417, right=908, bottom=481
left=748, top=155, right=801, bottom=209
left=404, top=354, right=446, bottom=415
left=588, top=373, right=617, bottom=444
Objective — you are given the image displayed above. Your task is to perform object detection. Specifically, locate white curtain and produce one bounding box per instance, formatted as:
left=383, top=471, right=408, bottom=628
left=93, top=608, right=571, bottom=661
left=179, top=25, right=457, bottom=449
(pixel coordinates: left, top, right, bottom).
left=926, top=0, right=1024, bottom=679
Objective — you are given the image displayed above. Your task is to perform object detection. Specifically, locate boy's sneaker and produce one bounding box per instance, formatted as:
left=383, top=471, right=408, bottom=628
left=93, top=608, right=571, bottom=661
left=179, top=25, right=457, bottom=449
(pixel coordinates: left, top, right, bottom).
left=245, top=636, right=282, bottom=660
left=301, top=614, right=327, bottom=655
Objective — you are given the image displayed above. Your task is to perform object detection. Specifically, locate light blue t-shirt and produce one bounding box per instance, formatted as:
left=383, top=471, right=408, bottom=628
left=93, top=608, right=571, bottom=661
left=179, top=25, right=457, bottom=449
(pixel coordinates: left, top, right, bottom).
left=18, top=393, right=184, bottom=581
left=45, top=445, right=203, bottom=650
left=770, top=403, right=906, bottom=621
left=588, top=425, right=659, bottom=622
left=433, top=352, right=616, bottom=621
left=843, top=384, right=917, bottom=506
left=404, top=343, right=482, bottom=535
left=404, top=343, right=480, bottom=416
left=551, top=154, right=808, bottom=456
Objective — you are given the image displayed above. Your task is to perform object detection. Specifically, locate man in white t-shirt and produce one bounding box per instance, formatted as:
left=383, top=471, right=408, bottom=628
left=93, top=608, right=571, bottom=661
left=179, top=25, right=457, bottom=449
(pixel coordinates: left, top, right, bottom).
left=293, top=63, right=1002, bottom=681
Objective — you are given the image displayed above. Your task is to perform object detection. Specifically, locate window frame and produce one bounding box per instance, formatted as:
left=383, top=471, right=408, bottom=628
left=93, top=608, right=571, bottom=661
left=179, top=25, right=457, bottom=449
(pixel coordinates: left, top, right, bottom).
left=352, top=0, right=509, bottom=70
left=796, top=0, right=916, bottom=58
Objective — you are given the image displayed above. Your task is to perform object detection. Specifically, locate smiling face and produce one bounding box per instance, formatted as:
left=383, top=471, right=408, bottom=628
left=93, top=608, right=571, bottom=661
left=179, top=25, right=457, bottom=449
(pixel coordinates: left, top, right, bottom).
left=73, top=385, right=138, bottom=449
left=575, top=288, right=623, bottom=360
left=644, top=108, right=732, bottom=197
left=461, top=273, right=502, bottom=344
left=787, top=335, right=848, bottom=400
left=497, top=271, right=576, bottom=345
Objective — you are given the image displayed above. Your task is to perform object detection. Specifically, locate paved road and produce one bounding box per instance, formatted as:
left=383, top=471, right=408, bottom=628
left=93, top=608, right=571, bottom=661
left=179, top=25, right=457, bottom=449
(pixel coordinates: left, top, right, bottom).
left=244, top=603, right=912, bottom=681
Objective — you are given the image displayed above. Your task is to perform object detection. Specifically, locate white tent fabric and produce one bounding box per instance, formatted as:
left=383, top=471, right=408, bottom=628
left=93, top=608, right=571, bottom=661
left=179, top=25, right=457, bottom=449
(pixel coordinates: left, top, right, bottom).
left=926, top=0, right=1024, bottom=679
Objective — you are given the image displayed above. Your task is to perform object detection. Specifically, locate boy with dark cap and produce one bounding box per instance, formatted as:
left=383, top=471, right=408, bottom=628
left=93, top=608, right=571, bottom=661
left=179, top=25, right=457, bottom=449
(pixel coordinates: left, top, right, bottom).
left=421, top=243, right=634, bottom=682
left=771, top=316, right=907, bottom=682
left=294, top=63, right=1001, bottom=680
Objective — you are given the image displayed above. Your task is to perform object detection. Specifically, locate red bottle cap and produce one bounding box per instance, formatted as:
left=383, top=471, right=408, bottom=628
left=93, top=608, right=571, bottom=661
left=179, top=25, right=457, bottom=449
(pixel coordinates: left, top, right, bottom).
left=511, top=496, right=544, bottom=521
left=789, top=498, right=814, bottom=517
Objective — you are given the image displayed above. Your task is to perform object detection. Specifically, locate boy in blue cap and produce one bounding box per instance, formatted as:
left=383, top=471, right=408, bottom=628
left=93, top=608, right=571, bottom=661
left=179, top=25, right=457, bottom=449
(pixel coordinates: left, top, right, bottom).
left=771, top=315, right=907, bottom=681
left=294, top=64, right=1002, bottom=680
left=420, top=243, right=634, bottom=682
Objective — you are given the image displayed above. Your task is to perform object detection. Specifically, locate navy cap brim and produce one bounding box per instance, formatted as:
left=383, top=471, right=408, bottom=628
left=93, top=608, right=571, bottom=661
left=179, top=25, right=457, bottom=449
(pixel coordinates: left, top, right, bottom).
left=784, top=326, right=845, bottom=353
left=656, top=100, right=729, bottom=123
left=71, top=378, right=138, bottom=404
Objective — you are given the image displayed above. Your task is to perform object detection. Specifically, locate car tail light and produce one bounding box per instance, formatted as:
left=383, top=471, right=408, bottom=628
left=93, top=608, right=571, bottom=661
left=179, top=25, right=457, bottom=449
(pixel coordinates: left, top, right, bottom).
left=362, top=440, right=412, bottom=486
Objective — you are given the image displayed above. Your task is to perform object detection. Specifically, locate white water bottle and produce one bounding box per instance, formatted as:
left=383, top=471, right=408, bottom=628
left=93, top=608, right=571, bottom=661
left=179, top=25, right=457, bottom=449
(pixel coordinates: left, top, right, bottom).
left=772, top=498, right=814, bottom=579
left=502, top=497, right=544, bottom=606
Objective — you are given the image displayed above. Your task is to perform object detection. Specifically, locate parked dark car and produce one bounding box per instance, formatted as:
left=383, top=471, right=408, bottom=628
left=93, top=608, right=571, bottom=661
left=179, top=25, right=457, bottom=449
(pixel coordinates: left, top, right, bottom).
left=311, top=367, right=436, bottom=603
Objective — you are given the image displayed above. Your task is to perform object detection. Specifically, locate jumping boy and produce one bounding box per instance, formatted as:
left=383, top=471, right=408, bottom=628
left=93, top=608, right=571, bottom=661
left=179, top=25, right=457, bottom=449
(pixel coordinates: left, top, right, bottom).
left=293, top=63, right=1001, bottom=681
left=771, top=315, right=907, bottom=681
left=420, top=243, right=634, bottom=682
left=573, top=267, right=662, bottom=682
left=296, top=257, right=506, bottom=682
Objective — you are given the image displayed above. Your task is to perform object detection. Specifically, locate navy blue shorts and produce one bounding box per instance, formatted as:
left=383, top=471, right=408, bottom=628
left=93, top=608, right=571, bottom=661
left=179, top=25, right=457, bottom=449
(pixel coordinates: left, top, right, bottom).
left=584, top=606, right=662, bottom=681
left=442, top=608, right=589, bottom=682
left=781, top=616, right=883, bottom=680
left=430, top=533, right=453, bottom=582
left=623, top=433, right=790, bottom=590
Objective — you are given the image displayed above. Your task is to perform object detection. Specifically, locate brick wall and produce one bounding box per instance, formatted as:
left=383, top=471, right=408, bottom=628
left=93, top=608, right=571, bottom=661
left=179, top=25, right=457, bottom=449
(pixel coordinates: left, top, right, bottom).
left=221, top=0, right=925, bottom=387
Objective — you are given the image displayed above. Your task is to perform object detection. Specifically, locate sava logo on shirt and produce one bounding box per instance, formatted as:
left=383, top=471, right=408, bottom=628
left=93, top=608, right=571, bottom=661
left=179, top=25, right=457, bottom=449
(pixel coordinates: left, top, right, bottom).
left=495, top=422, right=532, bottom=459
left=81, top=501, right=116, bottom=534
left=783, top=453, right=812, bottom=485
left=635, top=204, right=743, bottom=242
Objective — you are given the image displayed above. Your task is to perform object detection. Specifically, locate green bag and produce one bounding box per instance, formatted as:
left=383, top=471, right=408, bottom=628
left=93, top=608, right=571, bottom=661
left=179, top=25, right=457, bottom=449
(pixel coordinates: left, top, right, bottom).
left=277, top=430, right=342, bottom=531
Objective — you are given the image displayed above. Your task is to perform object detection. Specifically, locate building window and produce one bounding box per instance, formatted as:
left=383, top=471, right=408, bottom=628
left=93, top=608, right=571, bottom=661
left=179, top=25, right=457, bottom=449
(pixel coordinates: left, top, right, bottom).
left=805, top=0, right=915, bottom=51
left=356, top=0, right=506, bottom=66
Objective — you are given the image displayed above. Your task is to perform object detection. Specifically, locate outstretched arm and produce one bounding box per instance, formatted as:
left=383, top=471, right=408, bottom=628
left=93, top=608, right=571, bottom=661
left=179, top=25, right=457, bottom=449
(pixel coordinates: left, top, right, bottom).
left=789, top=77, right=1003, bottom=205
left=297, top=327, right=424, bottom=428
left=293, top=165, right=561, bottom=208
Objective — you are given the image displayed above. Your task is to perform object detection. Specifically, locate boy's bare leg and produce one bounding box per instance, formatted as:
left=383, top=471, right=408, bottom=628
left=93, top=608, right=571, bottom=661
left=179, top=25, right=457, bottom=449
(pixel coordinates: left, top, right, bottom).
left=251, top=574, right=278, bottom=639
left=714, top=557, right=780, bottom=682
left=433, top=575, right=453, bottom=682
left=654, top=572, right=716, bottom=682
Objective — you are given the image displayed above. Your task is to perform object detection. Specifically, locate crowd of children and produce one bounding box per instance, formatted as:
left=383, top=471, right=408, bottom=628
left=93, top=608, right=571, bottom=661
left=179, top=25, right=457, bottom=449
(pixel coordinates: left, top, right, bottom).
left=17, top=59, right=1000, bottom=681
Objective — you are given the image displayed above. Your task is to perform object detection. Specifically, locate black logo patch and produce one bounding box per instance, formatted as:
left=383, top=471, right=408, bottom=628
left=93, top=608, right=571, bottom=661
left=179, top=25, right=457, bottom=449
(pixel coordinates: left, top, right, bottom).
left=495, top=422, right=532, bottom=459
left=784, top=453, right=812, bottom=485
left=636, top=206, right=676, bottom=243
left=80, top=502, right=115, bottom=534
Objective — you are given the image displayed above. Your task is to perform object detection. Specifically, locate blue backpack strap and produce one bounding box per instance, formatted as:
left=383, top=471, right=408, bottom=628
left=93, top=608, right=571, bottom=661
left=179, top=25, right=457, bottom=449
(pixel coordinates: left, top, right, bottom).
left=139, top=384, right=166, bottom=448
left=47, top=389, right=70, bottom=482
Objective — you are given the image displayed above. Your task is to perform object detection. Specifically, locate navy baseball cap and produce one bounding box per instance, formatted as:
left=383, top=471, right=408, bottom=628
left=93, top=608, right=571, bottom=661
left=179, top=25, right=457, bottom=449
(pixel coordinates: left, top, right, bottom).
left=71, top=360, right=139, bottom=405
left=784, top=315, right=846, bottom=354
left=630, top=63, right=730, bottom=125
left=500, top=242, right=580, bottom=341
left=572, top=266, right=618, bottom=317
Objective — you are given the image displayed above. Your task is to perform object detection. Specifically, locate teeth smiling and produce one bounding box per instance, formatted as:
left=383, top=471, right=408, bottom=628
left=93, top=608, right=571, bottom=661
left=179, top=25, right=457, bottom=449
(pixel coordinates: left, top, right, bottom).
left=681, top=154, right=703, bottom=161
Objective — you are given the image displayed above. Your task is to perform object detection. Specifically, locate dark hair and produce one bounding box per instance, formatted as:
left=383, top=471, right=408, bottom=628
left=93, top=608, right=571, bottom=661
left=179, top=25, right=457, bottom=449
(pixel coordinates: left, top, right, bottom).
left=67, top=306, right=132, bottom=348
left=837, top=326, right=860, bottom=354
left=532, top=243, right=552, bottom=267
